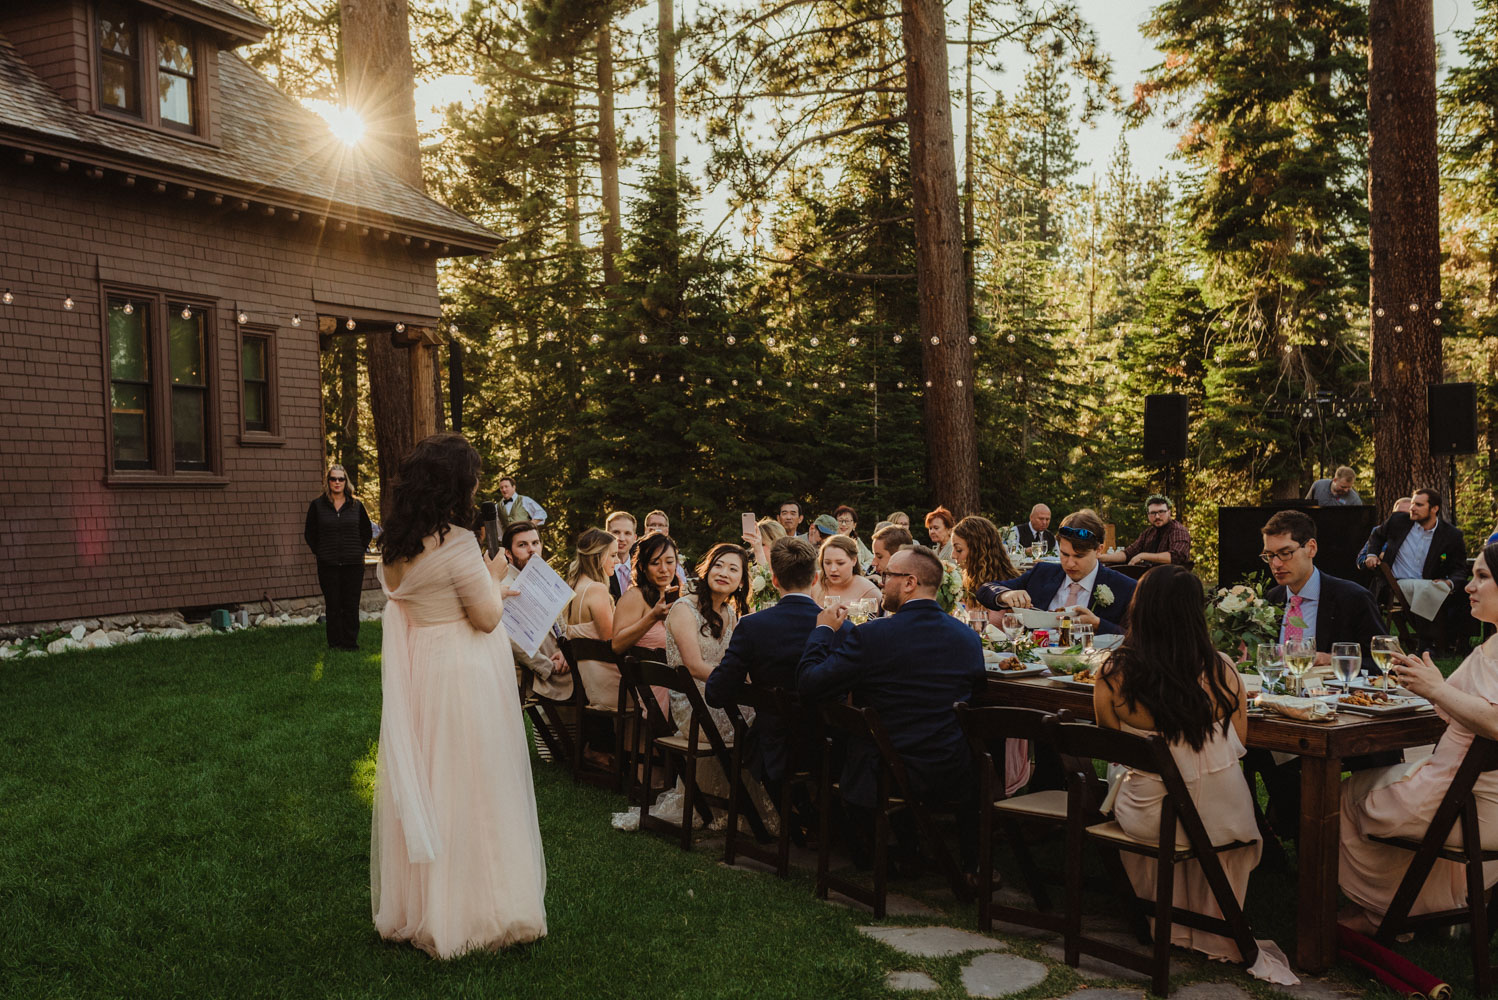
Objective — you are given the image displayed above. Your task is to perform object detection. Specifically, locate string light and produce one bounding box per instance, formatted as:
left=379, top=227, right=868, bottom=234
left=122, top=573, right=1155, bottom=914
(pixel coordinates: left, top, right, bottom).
left=1409, top=303, right=1419, bottom=313
left=292, top=314, right=301, bottom=326
left=63, top=296, right=74, bottom=310
left=726, top=335, right=735, bottom=345
left=1375, top=308, right=1385, bottom=317
left=767, top=336, right=777, bottom=347
left=1433, top=318, right=1442, bottom=327
left=848, top=337, right=858, bottom=346
left=237, top=311, right=248, bottom=325
left=638, top=334, right=648, bottom=344
left=345, top=318, right=355, bottom=330
left=809, top=336, right=819, bottom=346
left=394, top=322, right=405, bottom=333
left=1, top=290, right=11, bottom=305
left=1394, top=325, right=1404, bottom=332
left=968, top=335, right=977, bottom=345
left=1005, top=334, right=1015, bottom=344
left=122, top=302, right=133, bottom=315
left=679, top=335, right=688, bottom=345
left=892, top=334, right=902, bottom=343
left=929, top=336, right=940, bottom=345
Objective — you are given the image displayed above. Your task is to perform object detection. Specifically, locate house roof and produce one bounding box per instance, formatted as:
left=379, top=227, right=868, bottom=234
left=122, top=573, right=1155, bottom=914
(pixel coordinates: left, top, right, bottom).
left=0, top=35, right=499, bottom=255
left=142, top=0, right=272, bottom=44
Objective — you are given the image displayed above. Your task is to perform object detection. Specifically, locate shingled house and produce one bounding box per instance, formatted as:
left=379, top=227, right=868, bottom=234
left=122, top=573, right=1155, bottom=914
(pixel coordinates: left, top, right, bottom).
left=0, top=0, right=498, bottom=626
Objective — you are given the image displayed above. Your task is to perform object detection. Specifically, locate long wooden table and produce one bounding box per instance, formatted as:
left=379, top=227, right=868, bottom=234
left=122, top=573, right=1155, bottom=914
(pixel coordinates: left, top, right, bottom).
left=980, top=674, right=1448, bottom=973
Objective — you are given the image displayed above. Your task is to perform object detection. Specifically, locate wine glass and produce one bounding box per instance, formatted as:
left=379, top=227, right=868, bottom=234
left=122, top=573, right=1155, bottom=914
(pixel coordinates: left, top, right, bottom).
left=1331, top=642, right=1362, bottom=690
left=1030, top=541, right=1045, bottom=561
left=1284, top=637, right=1316, bottom=694
left=1255, top=642, right=1287, bottom=696
left=966, top=608, right=987, bottom=633
left=1000, top=611, right=1024, bottom=645
left=1370, top=635, right=1402, bottom=680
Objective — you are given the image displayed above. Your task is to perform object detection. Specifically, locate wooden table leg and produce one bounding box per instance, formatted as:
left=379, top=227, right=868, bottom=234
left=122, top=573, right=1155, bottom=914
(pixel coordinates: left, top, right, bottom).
left=1297, top=755, right=1343, bottom=973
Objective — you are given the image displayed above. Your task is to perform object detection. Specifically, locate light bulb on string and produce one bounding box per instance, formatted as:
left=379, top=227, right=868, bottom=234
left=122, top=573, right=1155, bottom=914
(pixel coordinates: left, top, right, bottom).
left=897, top=381, right=904, bottom=389
left=1016, top=375, right=1024, bottom=384
left=756, top=379, right=763, bottom=386
left=1409, top=302, right=1419, bottom=313
left=726, top=335, right=735, bottom=345
left=679, top=335, right=688, bottom=345
left=64, top=296, right=75, bottom=310
left=837, top=380, right=845, bottom=389
left=1, top=290, right=11, bottom=305
left=1436, top=300, right=1443, bottom=310
left=929, top=336, right=939, bottom=345
left=785, top=380, right=792, bottom=388
left=731, top=379, right=739, bottom=386
left=1434, top=318, right=1442, bottom=327
left=237, top=312, right=248, bottom=325
left=345, top=318, right=355, bottom=330
left=848, top=336, right=858, bottom=346
left=1319, top=338, right=1328, bottom=346
left=1376, top=307, right=1385, bottom=317
left=867, top=382, right=875, bottom=391
left=1394, top=325, right=1403, bottom=333
left=653, top=374, right=661, bottom=382
left=449, top=324, right=458, bottom=335
left=984, top=378, right=993, bottom=387
left=1006, top=334, right=1015, bottom=344
left=809, top=336, right=819, bottom=346
left=925, top=380, right=932, bottom=387
left=395, top=322, right=405, bottom=333
left=638, top=334, right=648, bottom=344
left=122, top=302, right=134, bottom=315
left=767, top=336, right=777, bottom=347
left=810, top=381, right=818, bottom=389
left=892, top=334, right=902, bottom=343
left=957, top=378, right=964, bottom=387
left=292, top=313, right=301, bottom=326
left=679, top=375, right=685, bottom=382
left=555, top=361, right=562, bottom=369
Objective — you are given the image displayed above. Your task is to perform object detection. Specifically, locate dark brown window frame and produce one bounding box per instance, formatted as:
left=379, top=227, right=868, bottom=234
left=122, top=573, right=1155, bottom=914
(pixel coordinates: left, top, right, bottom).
left=91, top=2, right=212, bottom=141
left=101, top=283, right=226, bottom=487
left=238, top=323, right=284, bottom=446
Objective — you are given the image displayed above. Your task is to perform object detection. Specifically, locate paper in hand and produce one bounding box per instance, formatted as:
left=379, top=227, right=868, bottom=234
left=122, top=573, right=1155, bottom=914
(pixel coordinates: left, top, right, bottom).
left=505, top=556, right=576, bottom=657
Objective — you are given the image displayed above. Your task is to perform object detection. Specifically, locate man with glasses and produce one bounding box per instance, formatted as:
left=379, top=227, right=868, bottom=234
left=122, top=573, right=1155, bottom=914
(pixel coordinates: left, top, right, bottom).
left=1099, top=494, right=1191, bottom=569
left=975, top=509, right=1136, bottom=634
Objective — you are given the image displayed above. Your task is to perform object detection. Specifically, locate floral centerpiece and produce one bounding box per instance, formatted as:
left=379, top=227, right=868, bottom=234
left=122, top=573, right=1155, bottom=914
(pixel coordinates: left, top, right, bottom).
left=748, top=562, right=779, bottom=612
left=1204, top=580, right=1281, bottom=663
left=936, top=560, right=964, bottom=614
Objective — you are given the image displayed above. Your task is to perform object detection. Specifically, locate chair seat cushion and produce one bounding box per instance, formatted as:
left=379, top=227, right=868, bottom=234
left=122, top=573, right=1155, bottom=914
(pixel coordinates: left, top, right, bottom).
left=1086, top=819, right=1256, bottom=859
left=993, top=789, right=1068, bottom=820
left=584, top=703, right=622, bottom=714
left=1368, top=833, right=1498, bottom=863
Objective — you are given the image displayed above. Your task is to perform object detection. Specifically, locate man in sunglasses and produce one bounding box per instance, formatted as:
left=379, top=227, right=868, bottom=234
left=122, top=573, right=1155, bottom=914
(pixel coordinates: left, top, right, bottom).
left=975, top=509, right=1136, bottom=634
left=1099, top=494, right=1191, bottom=569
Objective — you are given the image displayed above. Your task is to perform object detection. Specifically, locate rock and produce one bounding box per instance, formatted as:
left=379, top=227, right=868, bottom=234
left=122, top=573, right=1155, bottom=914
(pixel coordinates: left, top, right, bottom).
left=126, top=631, right=150, bottom=643
left=858, top=926, right=1006, bottom=958
left=260, top=617, right=282, bottom=628
left=1055, top=990, right=1143, bottom=1000
left=959, top=952, right=1050, bottom=997
left=186, top=623, right=212, bottom=636
left=155, top=628, right=189, bottom=640
left=69, top=624, right=87, bottom=641
left=46, top=637, right=83, bottom=654
left=135, top=612, right=186, bottom=629
left=25, top=649, right=46, bottom=657
left=102, top=631, right=128, bottom=644
left=1171, top=985, right=1253, bottom=1000
left=80, top=630, right=113, bottom=649
left=81, top=619, right=101, bottom=631
left=0, top=645, right=17, bottom=659
left=883, top=970, right=939, bottom=991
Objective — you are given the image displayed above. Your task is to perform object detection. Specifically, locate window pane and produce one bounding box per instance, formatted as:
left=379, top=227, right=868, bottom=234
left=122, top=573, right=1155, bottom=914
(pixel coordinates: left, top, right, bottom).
left=244, top=384, right=268, bottom=431
left=98, top=5, right=135, bottom=56
left=242, top=337, right=266, bottom=381
left=168, top=307, right=204, bottom=386
left=101, top=56, right=140, bottom=113
left=111, top=384, right=150, bottom=468
left=108, top=301, right=148, bottom=381
left=172, top=387, right=207, bottom=467
left=158, top=23, right=194, bottom=74
left=159, top=72, right=195, bottom=126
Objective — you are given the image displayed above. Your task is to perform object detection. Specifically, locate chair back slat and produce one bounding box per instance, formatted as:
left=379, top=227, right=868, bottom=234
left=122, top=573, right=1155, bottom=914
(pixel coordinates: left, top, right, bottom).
left=621, top=656, right=676, bottom=740
left=567, top=636, right=616, bottom=664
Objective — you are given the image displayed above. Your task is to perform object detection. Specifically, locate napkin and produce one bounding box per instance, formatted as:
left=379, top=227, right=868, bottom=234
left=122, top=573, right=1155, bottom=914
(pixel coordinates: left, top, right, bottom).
left=1257, top=693, right=1336, bottom=722
left=1399, top=579, right=1451, bottom=622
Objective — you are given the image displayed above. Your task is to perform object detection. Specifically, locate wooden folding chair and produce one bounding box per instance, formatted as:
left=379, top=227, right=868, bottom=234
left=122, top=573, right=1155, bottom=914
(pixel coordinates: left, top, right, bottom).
left=1051, top=720, right=1261, bottom=998
left=723, top=685, right=813, bottom=876
left=567, top=637, right=636, bottom=794
left=815, top=701, right=972, bottom=917
left=1377, top=561, right=1423, bottom=650
left=522, top=680, right=577, bottom=767
left=1372, top=735, right=1498, bottom=995
left=955, top=704, right=1072, bottom=932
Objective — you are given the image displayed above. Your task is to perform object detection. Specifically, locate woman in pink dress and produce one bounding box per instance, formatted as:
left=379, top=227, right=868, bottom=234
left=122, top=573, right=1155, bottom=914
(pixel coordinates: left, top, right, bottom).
left=1340, top=542, right=1498, bottom=934
left=370, top=434, right=546, bottom=958
left=1094, top=565, right=1295, bottom=983
left=612, top=532, right=679, bottom=659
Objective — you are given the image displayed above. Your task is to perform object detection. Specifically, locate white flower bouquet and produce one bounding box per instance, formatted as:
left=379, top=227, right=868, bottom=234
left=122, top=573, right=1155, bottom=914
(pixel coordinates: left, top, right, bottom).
left=749, top=562, right=779, bottom=612
left=1204, top=580, right=1280, bottom=662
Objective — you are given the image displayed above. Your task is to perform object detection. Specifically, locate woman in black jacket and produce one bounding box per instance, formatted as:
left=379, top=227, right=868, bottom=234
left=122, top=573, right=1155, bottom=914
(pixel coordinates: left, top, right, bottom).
left=304, top=464, right=374, bottom=649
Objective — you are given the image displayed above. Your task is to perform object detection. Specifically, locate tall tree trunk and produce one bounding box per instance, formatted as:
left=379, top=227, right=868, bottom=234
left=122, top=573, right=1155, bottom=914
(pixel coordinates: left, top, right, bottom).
left=1368, top=0, right=1443, bottom=518
left=962, top=2, right=974, bottom=322
left=902, top=0, right=979, bottom=515
left=597, top=24, right=623, bottom=287
left=448, top=340, right=465, bottom=433
left=340, top=0, right=426, bottom=519
left=658, top=0, right=676, bottom=182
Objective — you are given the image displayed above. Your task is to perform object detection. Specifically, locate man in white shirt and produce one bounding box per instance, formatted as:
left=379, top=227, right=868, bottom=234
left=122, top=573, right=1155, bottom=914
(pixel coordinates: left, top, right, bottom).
left=497, top=476, right=547, bottom=525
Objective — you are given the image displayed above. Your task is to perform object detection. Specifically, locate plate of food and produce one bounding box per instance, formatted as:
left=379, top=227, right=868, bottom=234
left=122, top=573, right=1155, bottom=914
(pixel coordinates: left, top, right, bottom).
left=1328, top=675, right=1412, bottom=697
left=1037, top=646, right=1094, bottom=674
left=1050, top=668, right=1100, bottom=690
left=987, top=659, right=1052, bottom=678
left=1334, top=690, right=1430, bottom=716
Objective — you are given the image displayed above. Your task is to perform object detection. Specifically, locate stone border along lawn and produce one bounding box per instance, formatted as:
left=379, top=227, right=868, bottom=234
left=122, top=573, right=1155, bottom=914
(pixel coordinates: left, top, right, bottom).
left=0, top=620, right=1458, bottom=999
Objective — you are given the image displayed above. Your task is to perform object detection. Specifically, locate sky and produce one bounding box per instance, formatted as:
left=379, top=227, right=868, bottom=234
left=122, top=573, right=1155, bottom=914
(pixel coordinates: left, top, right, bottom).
left=406, top=0, right=1482, bottom=241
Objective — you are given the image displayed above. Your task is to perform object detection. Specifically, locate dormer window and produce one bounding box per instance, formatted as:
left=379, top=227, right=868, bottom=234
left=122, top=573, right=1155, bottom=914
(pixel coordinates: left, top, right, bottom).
left=95, top=2, right=204, bottom=135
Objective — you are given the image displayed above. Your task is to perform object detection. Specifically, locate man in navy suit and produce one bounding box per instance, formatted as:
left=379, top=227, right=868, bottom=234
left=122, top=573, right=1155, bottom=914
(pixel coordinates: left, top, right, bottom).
left=975, top=509, right=1136, bottom=634
left=1253, top=509, right=1394, bottom=839
left=706, top=536, right=822, bottom=788
left=798, top=545, right=985, bottom=869
left=1361, top=488, right=1467, bottom=653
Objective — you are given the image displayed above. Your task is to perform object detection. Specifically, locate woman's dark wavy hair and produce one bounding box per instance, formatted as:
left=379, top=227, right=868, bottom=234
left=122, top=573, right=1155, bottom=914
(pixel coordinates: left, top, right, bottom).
left=380, top=433, right=482, bottom=565
left=1099, top=564, right=1239, bottom=752
left=691, top=543, right=750, bottom=640
left=631, top=532, right=680, bottom=606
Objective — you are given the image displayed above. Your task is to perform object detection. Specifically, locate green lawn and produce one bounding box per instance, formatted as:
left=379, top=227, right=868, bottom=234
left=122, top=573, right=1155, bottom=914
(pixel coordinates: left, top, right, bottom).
left=0, top=625, right=1486, bottom=999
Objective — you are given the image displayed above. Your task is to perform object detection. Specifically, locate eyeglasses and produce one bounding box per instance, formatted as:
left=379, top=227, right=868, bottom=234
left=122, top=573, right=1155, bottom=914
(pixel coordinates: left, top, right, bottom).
left=883, top=571, right=915, bottom=580
left=328, top=476, right=346, bottom=483
left=1258, top=545, right=1303, bottom=564
left=1058, top=525, right=1102, bottom=542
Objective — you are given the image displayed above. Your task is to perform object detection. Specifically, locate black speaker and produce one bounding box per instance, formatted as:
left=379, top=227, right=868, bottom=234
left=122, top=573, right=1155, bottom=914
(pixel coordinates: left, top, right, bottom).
left=1428, top=382, right=1478, bottom=455
left=1143, top=393, right=1189, bottom=464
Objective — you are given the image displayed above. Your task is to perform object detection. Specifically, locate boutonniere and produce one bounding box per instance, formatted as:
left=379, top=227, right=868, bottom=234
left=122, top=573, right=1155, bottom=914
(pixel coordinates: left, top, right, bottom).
left=1094, top=584, right=1115, bottom=608
left=1439, top=552, right=1449, bottom=561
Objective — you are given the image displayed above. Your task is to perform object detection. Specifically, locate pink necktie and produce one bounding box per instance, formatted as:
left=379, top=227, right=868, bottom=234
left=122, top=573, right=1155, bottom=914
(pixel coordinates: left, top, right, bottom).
left=1066, top=582, right=1082, bottom=607
left=1285, top=594, right=1304, bottom=642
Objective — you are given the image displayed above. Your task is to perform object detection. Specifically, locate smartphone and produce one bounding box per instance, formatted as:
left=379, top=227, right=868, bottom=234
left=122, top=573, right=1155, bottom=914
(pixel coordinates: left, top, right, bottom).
left=741, top=512, right=758, bottom=535
left=663, top=585, right=681, bottom=603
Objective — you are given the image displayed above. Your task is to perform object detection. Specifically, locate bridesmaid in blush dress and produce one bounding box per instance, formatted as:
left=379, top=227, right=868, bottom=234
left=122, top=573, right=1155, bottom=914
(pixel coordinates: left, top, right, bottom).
left=1339, top=542, right=1498, bottom=935
left=370, top=434, right=546, bottom=958
left=1093, top=565, right=1296, bottom=984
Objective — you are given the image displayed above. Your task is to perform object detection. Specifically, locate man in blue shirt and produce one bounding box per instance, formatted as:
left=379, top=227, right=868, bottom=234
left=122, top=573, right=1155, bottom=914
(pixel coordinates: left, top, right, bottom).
left=497, top=476, right=547, bottom=525
left=1362, top=488, right=1467, bottom=653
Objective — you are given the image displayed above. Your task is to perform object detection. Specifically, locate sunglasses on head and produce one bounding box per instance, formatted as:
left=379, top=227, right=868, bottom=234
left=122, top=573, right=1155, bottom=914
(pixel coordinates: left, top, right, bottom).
left=1058, top=525, right=1101, bottom=542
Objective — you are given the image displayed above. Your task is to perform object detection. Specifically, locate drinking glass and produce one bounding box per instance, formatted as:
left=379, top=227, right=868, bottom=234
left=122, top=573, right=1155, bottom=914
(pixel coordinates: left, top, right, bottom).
left=966, top=608, right=987, bottom=633
left=1000, top=612, right=1024, bottom=644
left=1074, top=623, right=1094, bottom=650
left=1030, top=541, right=1044, bottom=561
left=1331, top=641, right=1362, bottom=689
left=1255, top=642, right=1286, bottom=695
left=1370, top=635, right=1402, bottom=676
left=1284, top=637, right=1316, bottom=694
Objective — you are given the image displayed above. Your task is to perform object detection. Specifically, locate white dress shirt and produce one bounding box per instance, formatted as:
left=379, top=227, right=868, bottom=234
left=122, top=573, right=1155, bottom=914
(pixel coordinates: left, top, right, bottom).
left=1049, top=562, right=1099, bottom=612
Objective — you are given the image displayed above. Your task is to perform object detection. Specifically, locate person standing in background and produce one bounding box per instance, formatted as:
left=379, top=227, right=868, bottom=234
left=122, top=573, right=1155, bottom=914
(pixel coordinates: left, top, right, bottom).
left=304, top=463, right=373, bottom=650
left=497, top=476, right=547, bottom=525
left=1306, top=466, right=1364, bottom=506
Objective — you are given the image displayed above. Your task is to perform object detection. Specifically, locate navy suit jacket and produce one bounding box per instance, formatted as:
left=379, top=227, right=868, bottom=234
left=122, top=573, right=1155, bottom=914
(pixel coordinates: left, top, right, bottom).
left=973, top=562, right=1137, bottom=635
left=1363, top=513, right=1468, bottom=586
left=796, top=598, right=985, bottom=808
left=704, top=594, right=821, bottom=782
left=1266, top=573, right=1386, bottom=673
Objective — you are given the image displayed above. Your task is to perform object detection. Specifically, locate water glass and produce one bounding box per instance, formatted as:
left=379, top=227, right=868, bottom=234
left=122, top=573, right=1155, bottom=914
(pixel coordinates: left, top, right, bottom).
left=1074, top=623, right=1094, bottom=650
left=1000, top=612, right=1024, bottom=643
left=966, top=608, right=986, bottom=633
left=1255, top=642, right=1286, bottom=695
left=1331, top=641, right=1362, bottom=688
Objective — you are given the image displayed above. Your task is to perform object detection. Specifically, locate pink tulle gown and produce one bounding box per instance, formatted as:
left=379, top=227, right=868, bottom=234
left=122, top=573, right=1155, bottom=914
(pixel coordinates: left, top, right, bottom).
left=371, top=527, right=547, bottom=957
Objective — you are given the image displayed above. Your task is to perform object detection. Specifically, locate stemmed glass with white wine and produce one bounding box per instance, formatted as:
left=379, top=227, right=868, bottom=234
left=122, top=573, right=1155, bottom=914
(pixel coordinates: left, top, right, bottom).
left=1256, top=642, right=1287, bottom=696
left=1332, top=642, right=1362, bottom=690
left=1371, top=635, right=1403, bottom=680
left=1284, top=637, right=1317, bottom=695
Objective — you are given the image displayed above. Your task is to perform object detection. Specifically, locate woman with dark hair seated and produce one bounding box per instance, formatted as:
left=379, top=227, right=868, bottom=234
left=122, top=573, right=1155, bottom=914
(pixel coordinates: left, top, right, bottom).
left=612, top=532, right=680, bottom=659
left=1094, top=565, right=1291, bottom=979
left=370, top=433, right=546, bottom=957
left=951, top=515, right=1016, bottom=615
left=1339, top=541, right=1498, bottom=934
